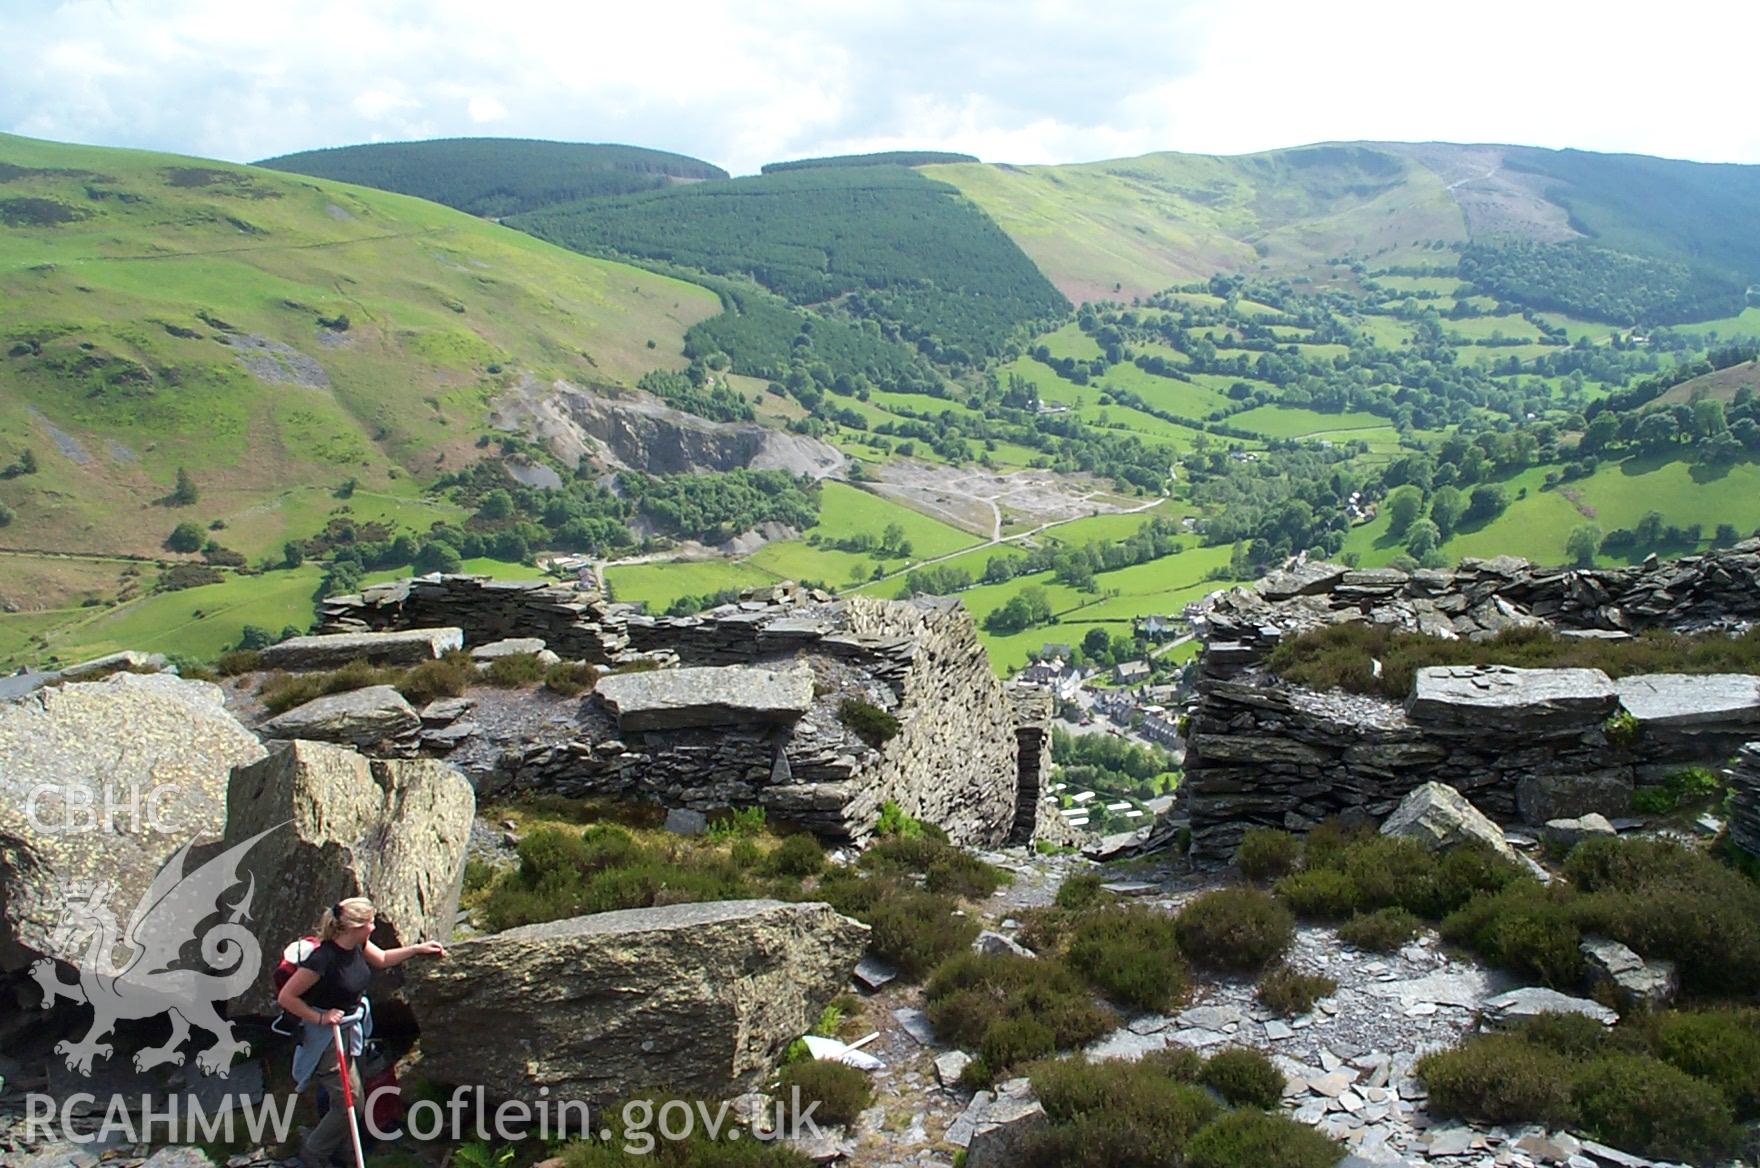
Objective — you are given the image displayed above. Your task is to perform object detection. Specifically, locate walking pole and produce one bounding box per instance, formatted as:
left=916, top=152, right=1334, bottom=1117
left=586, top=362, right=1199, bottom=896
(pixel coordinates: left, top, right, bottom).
left=331, top=1021, right=367, bottom=1168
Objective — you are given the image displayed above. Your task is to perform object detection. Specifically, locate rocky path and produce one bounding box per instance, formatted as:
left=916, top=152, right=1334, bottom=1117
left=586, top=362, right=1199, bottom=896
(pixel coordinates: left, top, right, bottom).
left=834, top=849, right=1694, bottom=1168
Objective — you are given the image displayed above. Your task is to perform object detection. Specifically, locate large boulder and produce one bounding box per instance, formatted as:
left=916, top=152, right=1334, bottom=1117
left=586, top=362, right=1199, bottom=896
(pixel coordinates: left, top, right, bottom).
left=222, top=739, right=474, bottom=1012
left=260, top=685, right=421, bottom=750
left=257, top=628, right=463, bottom=671
left=0, top=672, right=266, bottom=970
left=595, top=666, right=814, bottom=731
left=1380, top=782, right=1516, bottom=861
left=1580, top=936, right=1677, bottom=1012
left=402, top=899, right=867, bottom=1104
left=963, top=1078, right=1049, bottom=1168
left=1406, top=665, right=1618, bottom=737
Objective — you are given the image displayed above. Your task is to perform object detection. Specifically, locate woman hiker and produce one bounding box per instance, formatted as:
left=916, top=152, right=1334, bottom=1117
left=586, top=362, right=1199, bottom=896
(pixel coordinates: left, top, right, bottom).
left=276, top=896, right=446, bottom=1167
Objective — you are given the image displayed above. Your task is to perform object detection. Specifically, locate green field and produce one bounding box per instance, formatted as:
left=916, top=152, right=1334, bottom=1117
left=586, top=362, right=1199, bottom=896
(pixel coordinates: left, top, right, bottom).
left=604, top=559, right=783, bottom=610
left=970, top=542, right=1237, bottom=671
left=0, top=555, right=551, bottom=670
left=1230, top=405, right=1390, bottom=439
left=1672, top=307, right=1760, bottom=340
left=744, top=481, right=985, bottom=587
left=1443, top=313, right=1545, bottom=342
left=3, top=565, right=328, bottom=667
left=605, top=482, right=986, bottom=607
left=1101, top=363, right=1233, bottom=416
left=1036, top=321, right=1105, bottom=361
left=1372, top=274, right=1463, bottom=296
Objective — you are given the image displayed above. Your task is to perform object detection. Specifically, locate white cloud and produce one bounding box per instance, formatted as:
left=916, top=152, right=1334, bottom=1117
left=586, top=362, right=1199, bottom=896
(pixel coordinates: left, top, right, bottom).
left=1, top=0, right=1756, bottom=172
left=467, top=94, right=507, bottom=124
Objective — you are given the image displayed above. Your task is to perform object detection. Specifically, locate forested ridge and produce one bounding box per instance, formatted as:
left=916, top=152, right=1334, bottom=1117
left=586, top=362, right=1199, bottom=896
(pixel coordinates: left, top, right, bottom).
left=509, top=165, right=1069, bottom=365
left=256, top=138, right=728, bottom=218
left=761, top=150, right=979, bottom=173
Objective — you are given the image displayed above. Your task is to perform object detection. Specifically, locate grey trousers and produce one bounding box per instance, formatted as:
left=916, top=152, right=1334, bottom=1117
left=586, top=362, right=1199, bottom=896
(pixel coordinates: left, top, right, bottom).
left=300, top=1060, right=364, bottom=1167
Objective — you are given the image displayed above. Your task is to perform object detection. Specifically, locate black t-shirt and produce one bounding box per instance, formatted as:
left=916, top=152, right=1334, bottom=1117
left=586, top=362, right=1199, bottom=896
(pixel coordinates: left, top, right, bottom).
left=298, top=940, right=371, bottom=1011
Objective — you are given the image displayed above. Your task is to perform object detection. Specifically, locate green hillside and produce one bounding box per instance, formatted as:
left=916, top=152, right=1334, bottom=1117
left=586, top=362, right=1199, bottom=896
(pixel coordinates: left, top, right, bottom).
left=933, top=142, right=1760, bottom=322
left=1500, top=147, right=1760, bottom=291
left=928, top=143, right=1464, bottom=303
left=12, top=130, right=1760, bottom=679
left=761, top=151, right=979, bottom=174
left=256, top=137, right=728, bottom=217
left=0, top=133, right=718, bottom=570
left=510, top=165, right=1069, bottom=364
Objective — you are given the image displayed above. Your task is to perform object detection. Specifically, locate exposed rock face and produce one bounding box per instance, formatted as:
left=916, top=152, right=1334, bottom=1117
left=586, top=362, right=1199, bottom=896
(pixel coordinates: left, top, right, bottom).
left=491, top=378, right=846, bottom=479
left=222, top=740, right=474, bottom=1012
left=596, top=666, right=815, bottom=731
left=401, top=899, right=867, bottom=1104
left=1379, top=783, right=1515, bottom=861
left=1180, top=547, right=1760, bottom=861
left=256, top=628, right=462, bottom=671
left=321, top=577, right=1031, bottom=845
left=260, top=685, right=421, bottom=751
left=0, top=673, right=266, bottom=970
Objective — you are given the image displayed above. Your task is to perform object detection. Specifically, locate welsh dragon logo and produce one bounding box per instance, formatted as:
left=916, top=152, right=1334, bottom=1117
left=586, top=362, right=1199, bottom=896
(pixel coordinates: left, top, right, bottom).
left=31, top=824, right=283, bottom=1077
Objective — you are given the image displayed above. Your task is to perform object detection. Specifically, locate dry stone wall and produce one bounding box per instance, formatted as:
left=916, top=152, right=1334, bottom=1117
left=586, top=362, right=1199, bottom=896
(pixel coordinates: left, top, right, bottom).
left=319, top=576, right=1032, bottom=845
left=1182, top=546, right=1760, bottom=863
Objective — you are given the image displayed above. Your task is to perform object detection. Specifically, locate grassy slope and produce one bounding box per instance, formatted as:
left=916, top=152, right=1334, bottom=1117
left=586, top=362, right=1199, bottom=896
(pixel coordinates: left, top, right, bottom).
left=0, top=133, right=718, bottom=567
left=1650, top=359, right=1760, bottom=407
left=929, top=143, right=1465, bottom=303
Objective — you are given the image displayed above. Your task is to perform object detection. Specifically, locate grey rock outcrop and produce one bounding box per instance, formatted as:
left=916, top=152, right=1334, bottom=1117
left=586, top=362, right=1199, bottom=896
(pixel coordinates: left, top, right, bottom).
left=1613, top=672, right=1760, bottom=730
left=490, top=377, right=846, bottom=480
left=1516, top=768, right=1632, bottom=823
left=1580, top=937, right=1676, bottom=1011
left=1482, top=987, right=1617, bottom=1028
left=1379, top=783, right=1515, bottom=861
left=1180, top=547, right=1760, bottom=862
left=322, top=575, right=1032, bottom=845
left=222, top=739, right=474, bottom=1012
left=260, top=685, right=421, bottom=751
left=0, top=672, right=266, bottom=970
left=402, top=899, right=867, bottom=1104
left=948, top=1077, right=1046, bottom=1161
left=1728, top=743, right=1760, bottom=858
left=470, top=637, right=547, bottom=661
left=962, top=1080, right=1048, bottom=1168
left=596, top=666, right=815, bottom=731
left=257, top=628, right=462, bottom=671
left=1542, top=813, right=1617, bottom=848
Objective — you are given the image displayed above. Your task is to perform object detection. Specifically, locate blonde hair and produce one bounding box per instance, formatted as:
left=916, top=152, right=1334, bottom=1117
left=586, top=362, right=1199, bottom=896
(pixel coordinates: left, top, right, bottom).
left=318, top=896, right=375, bottom=943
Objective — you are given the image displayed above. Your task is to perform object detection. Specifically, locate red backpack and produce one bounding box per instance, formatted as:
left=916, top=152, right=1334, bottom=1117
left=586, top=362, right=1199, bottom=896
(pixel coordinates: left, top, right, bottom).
left=269, top=936, right=317, bottom=1035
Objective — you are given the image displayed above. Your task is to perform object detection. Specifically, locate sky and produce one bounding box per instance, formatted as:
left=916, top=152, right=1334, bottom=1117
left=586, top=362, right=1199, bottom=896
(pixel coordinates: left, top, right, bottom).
left=4, top=0, right=1758, bottom=175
